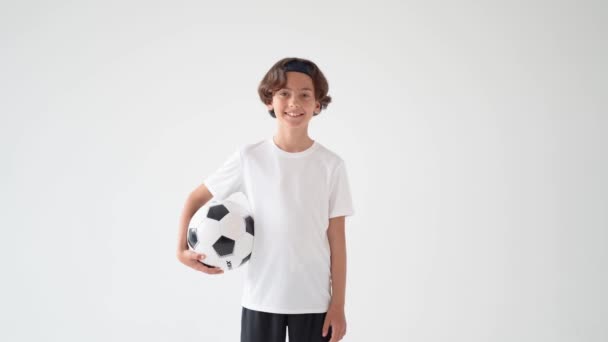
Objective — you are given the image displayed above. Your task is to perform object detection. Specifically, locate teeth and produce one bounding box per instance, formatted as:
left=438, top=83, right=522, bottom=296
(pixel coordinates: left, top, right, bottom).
left=285, top=113, right=303, bottom=117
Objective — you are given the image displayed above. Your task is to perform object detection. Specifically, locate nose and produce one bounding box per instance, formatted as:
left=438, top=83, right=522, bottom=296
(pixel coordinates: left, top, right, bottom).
left=288, top=96, right=300, bottom=108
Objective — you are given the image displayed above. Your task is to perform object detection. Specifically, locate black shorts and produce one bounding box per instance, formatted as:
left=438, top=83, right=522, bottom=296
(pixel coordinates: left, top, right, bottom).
left=241, top=306, right=332, bottom=342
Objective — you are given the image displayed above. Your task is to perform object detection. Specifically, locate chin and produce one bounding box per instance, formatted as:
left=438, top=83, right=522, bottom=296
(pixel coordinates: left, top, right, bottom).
left=281, top=121, right=308, bottom=128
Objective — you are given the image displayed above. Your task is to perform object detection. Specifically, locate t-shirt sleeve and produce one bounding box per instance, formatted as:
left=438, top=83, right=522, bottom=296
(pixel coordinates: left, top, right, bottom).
left=203, top=148, right=244, bottom=200
left=328, top=160, right=355, bottom=219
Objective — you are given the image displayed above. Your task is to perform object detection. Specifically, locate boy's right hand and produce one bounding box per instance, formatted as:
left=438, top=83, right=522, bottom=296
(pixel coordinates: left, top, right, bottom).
left=177, top=249, right=224, bottom=275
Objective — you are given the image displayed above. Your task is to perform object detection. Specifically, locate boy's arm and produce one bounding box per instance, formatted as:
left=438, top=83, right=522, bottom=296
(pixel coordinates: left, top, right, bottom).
left=327, top=216, right=347, bottom=307
left=176, top=183, right=214, bottom=254
left=176, top=183, right=224, bottom=275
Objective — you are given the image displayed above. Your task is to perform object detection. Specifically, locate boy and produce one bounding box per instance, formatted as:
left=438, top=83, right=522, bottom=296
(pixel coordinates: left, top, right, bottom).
left=177, top=57, right=354, bottom=342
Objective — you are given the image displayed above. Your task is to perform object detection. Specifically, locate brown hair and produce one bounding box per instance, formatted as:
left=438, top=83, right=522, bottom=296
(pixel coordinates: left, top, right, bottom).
left=258, top=57, right=332, bottom=118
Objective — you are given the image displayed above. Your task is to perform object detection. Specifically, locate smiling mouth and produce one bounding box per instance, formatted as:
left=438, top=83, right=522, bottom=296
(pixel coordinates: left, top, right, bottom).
left=284, top=112, right=304, bottom=117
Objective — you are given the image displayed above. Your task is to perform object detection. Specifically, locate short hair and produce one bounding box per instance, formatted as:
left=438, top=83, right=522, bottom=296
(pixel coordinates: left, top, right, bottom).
left=258, top=57, right=332, bottom=118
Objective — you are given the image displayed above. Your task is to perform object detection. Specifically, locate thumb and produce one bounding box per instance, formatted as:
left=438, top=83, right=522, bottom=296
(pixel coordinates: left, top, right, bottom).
left=322, top=317, right=330, bottom=337
left=188, top=250, right=205, bottom=260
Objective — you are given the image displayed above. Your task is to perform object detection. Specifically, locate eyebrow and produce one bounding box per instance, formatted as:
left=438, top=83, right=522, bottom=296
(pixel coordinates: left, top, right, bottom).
left=282, top=87, right=314, bottom=91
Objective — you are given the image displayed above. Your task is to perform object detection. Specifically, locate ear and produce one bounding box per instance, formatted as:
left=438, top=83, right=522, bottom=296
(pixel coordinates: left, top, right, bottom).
left=266, top=103, right=273, bottom=111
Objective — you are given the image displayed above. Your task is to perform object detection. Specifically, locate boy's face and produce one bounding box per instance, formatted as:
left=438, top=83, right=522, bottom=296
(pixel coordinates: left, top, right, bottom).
left=267, top=71, right=321, bottom=128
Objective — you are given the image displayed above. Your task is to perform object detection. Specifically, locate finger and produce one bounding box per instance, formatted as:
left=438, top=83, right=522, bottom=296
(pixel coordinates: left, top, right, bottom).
left=190, top=262, right=209, bottom=272
left=333, top=325, right=345, bottom=342
left=322, top=319, right=330, bottom=337
left=202, top=266, right=224, bottom=274
left=184, top=250, right=202, bottom=261
left=195, top=255, right=222, bottom=270
left=328, top=326, right=337, bottom=342
left=209, top=267, right=224, bottom=274
left=190, top=260, right=223, bottom=274
left=193, top=253, right=221, bottom=270
left=192, top=251, right=206, bottom=261
left=199, top=261, right=223, bottom=273
left=200, top=263, right=224, bottom=274
left=334, top=325, right=345, bottom=338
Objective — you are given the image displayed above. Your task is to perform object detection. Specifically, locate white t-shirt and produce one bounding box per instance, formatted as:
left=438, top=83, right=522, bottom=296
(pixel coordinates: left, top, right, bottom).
left=203, top=137, right=355, bottom=314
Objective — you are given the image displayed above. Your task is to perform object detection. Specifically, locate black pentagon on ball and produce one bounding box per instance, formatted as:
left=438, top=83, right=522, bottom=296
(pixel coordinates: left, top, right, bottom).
left=213, top=236, right=235, bottom=256
left=187, top=227, right=198, bottom=248
left=207, top=204, right=229, bottom=221
left=245, top=216, right=254, bottom=236
left=240, top=253, right=251, bottom=266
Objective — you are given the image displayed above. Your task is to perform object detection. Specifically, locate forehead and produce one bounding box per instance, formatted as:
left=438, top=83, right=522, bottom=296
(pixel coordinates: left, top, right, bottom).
left=283, top=71, right=314, bottom=90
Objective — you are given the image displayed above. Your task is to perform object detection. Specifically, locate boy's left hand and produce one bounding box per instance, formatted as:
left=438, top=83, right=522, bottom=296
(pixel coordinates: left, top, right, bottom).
left=322, top=302, right=346, bottom=342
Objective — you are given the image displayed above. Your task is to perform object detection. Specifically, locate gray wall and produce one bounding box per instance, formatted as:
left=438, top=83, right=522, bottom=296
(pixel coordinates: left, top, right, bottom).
left=1, top=0, right=606, bottom=341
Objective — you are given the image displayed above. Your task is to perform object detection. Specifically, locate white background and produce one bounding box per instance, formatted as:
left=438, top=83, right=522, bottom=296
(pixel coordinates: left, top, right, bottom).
left=1, top=1, right=607, bottom=341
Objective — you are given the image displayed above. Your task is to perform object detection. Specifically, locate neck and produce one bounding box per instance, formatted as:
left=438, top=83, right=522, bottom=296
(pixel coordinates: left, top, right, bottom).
left=273, top=130, right=314, bottom=153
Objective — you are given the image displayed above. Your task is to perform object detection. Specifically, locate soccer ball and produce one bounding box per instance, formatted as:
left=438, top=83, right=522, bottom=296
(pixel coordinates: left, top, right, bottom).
left=187, top=199, right=254, bottom=271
